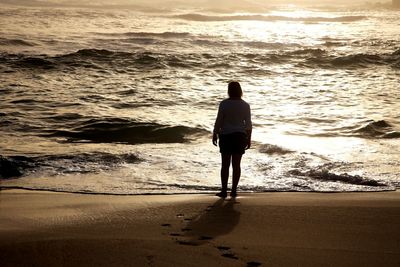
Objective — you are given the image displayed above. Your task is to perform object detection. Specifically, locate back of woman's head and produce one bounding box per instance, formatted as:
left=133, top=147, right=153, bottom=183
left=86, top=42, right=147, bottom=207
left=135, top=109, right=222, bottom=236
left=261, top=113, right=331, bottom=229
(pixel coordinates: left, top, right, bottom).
left=228, top=81, right=242, bottom=98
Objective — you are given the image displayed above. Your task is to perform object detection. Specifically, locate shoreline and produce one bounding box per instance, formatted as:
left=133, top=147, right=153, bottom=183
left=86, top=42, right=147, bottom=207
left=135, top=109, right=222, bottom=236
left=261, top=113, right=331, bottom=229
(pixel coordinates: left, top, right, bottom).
left=1, top=189, right=399, bottom=266
left=0, top=186, right=397, bottom=196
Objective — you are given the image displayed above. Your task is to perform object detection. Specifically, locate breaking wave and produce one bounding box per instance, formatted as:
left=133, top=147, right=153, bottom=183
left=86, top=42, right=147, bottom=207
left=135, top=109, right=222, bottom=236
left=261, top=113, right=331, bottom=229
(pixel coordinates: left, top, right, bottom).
left=339, top=120, right=400, bottom=139
left=258, top=144, right=293, bottom=155
left=43, top=117, right=208, bottom=144
left=353, top=120, right=400, bottom=139
left=288, top=120, right=400, bottom=139
left=289, top=169, right=387, bottom=187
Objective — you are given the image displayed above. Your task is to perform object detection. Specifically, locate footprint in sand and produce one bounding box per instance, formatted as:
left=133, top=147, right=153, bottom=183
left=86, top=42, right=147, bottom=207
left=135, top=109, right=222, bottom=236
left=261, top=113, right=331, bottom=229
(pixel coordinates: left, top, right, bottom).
left=247, top=261, right=262, bottom=267
left=176, top=240, right=199, bottom=246
left=199, top=235, right=213, bottom=240
left=221, top=253, right=239, bottom=260
left=216, top=246, right=238, bottom=260
left=146, top=255, right=155, bottom=267
left=170, top=233, right=181, bottom=237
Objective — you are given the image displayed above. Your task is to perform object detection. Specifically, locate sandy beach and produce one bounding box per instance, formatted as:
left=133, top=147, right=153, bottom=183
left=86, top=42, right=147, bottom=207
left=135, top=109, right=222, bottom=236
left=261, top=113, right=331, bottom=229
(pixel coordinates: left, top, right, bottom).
left=1, top=2, right=400, bottom=266
left=0, top=189, right=399, bottom=266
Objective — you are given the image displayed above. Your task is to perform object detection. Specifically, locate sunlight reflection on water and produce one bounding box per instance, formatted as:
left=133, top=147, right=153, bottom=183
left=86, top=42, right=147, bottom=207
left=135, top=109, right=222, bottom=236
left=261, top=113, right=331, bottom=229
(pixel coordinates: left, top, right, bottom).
left=0, top=5, right=399, bottom=193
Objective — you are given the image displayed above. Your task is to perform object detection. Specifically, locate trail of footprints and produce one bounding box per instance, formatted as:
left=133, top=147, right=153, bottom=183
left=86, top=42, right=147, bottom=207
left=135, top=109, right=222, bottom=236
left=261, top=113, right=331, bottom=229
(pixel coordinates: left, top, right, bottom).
left=160, top=204, right=262, bottom=266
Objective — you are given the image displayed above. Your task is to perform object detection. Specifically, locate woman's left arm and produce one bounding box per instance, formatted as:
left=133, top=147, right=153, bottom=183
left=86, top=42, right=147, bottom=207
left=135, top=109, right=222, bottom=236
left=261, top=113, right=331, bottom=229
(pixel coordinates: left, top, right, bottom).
left=245, top=104, right=252, bottom=149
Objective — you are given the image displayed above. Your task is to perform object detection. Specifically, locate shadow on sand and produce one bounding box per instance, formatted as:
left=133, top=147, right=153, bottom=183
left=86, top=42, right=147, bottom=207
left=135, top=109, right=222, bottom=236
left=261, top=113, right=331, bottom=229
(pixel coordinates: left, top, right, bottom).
left=176, top=198, right=241, bottom=246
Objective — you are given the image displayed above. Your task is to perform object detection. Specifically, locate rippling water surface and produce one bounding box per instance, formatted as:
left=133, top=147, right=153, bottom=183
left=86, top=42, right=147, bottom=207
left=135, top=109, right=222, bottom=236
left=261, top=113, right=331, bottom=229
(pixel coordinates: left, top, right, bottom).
left=1, top=4, right=399, bottom=193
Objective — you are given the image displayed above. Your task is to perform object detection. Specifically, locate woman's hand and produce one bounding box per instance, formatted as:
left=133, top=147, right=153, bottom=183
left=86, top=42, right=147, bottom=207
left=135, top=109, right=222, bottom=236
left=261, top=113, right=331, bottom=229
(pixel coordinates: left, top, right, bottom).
left=245, top=130, right=252, bottom=150
left=245, top=138, right=251, bottom=150
left=212, top=133, right=218, bottom=146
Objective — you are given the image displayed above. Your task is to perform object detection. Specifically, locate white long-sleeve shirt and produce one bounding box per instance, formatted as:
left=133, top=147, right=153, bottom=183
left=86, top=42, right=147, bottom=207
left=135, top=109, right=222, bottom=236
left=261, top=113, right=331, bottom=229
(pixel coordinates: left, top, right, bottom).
left=213, top=98, right=252, bottom=135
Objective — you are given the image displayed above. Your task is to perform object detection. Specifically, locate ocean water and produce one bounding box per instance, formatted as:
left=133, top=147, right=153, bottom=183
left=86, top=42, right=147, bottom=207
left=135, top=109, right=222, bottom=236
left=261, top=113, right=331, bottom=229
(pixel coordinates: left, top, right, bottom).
left=1, top=4, right=399, bottom=194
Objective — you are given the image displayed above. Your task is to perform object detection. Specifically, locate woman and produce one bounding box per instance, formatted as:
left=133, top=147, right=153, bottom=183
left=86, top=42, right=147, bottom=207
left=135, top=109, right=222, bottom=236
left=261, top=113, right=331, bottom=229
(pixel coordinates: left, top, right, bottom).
left=213, top=81, right=252, bottom=198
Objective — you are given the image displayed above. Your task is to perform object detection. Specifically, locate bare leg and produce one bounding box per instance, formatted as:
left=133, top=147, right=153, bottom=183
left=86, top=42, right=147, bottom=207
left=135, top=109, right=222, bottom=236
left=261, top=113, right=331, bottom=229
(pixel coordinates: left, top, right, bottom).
left=220, top=153, right=231, bottom=194
left=231, top=153, right=242, bottom=195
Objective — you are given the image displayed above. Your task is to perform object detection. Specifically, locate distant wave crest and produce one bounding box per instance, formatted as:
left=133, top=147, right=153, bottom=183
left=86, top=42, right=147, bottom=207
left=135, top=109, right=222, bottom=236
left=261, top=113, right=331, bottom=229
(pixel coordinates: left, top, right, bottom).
left=303, top=49, right=400, bottom=68
left=173, top=13, right=366, bottom=23
left=98, top=31, right=191, bottom=38
left=0, top=37, right=36, bottom=47
left=1, top=47, right=399, bottom=72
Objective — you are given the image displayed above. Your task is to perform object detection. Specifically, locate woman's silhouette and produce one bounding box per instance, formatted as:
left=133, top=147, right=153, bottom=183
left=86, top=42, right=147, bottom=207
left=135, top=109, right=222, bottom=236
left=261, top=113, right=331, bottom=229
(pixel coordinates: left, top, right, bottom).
left=213, top=81, right=252, bottom=198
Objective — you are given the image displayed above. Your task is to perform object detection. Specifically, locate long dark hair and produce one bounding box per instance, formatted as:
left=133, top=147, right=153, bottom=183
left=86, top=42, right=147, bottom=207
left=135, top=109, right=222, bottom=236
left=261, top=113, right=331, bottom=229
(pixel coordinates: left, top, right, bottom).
left=228, top=81, right=242, bottom=98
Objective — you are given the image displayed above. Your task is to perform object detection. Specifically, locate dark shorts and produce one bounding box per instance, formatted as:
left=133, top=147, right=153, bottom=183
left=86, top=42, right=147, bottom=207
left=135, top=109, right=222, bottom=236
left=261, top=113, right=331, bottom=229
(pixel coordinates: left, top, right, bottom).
left=219, top=132, right=248, bottom=155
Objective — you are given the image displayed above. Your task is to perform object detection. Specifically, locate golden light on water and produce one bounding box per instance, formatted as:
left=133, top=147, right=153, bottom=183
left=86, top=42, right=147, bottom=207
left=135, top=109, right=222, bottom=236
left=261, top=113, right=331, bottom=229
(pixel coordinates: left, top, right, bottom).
left=1, top=1, right=399, bottom=193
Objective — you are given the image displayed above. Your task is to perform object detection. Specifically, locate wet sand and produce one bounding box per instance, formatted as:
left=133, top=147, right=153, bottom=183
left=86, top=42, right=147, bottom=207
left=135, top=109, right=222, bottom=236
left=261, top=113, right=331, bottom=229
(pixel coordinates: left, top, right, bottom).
left=0, top=189, right=399, bottom=266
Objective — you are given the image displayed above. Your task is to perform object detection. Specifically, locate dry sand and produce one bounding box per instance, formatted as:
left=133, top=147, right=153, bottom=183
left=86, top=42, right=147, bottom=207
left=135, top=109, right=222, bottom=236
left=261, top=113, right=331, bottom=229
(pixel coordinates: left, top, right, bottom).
left=0, top=189, right=399, bottom=266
